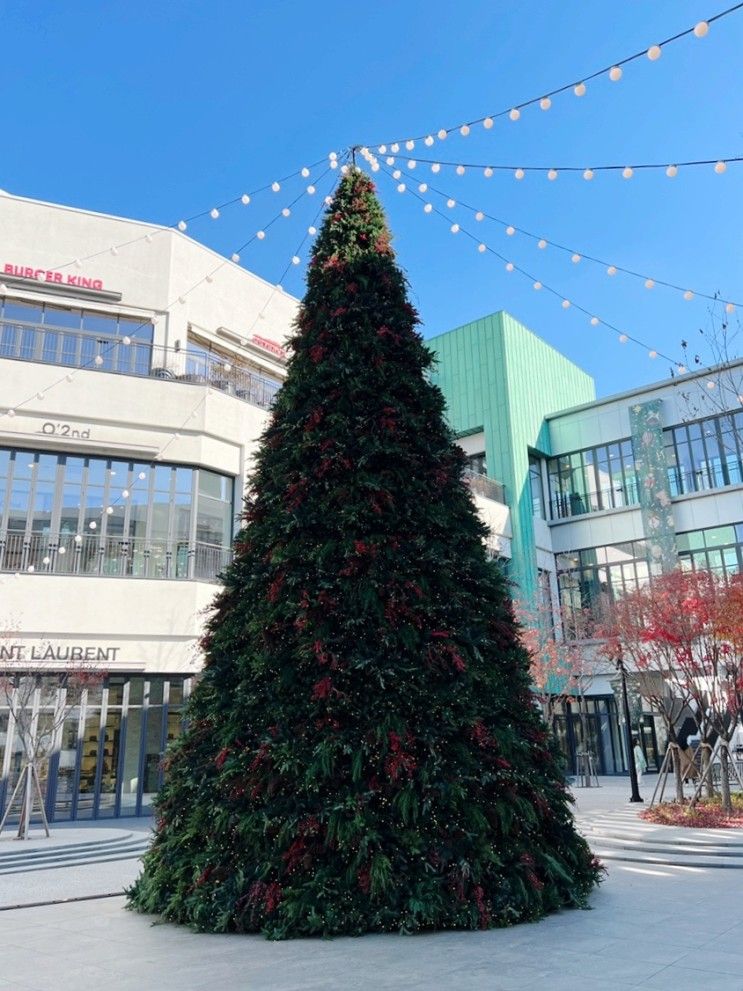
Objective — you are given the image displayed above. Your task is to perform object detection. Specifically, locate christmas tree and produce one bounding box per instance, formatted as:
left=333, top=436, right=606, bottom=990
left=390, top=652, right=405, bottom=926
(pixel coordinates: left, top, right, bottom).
left=128, top=168, right=601, bottom=938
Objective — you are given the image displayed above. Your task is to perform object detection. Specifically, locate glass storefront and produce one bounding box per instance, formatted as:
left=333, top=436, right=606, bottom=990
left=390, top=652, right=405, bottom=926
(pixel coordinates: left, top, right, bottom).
left=552, top=695, right=626, bottom=775
left=0, top=674, right=191, bottom=822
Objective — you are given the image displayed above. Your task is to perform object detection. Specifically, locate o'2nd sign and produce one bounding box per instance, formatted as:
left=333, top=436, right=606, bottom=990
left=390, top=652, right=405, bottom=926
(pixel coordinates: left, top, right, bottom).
left=40, top=421, right=92, bottom=439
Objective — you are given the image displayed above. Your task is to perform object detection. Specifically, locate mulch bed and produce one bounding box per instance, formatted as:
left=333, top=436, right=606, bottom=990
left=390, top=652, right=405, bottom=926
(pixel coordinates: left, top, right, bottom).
left=640, top=798, right=743, bottom=829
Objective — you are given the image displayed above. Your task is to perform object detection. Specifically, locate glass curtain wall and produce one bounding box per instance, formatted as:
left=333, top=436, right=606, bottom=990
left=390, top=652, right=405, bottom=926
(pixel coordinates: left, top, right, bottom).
left=0, top=675, right=191, bottom=822
left=0, top=447, right=234, bottom=580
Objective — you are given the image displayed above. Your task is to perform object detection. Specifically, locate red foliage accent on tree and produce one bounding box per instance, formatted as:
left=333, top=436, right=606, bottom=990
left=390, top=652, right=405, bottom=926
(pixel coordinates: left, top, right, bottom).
left=312, top=677, right=333, bottom=700
left=215, top=747, right=230, bottom=770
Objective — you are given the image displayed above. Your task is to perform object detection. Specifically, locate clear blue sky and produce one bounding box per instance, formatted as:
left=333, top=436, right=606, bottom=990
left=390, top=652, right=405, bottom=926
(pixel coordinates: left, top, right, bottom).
left=1, top=0, right=741, bottom=397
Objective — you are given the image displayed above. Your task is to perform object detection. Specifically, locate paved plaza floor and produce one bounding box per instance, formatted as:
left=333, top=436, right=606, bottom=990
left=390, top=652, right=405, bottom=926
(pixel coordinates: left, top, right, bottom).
left=1, top=777, right=741, bottom=990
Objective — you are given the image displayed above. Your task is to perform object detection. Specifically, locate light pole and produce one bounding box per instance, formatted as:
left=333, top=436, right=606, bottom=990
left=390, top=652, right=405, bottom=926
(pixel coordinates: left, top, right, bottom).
left=615, top=652, right=644, bottom=803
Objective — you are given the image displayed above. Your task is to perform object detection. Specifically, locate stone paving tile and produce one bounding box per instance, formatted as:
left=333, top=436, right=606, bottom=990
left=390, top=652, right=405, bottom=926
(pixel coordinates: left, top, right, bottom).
left=638, top=962, right=743, bottom=991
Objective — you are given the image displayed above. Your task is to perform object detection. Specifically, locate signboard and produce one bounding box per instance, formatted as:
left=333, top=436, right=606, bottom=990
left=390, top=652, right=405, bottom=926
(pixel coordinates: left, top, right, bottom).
left=3, top=262, right=105, bottom=292
left=0, top=643, right=121, bottom=663
left=251, top=334, right=287, bottom=360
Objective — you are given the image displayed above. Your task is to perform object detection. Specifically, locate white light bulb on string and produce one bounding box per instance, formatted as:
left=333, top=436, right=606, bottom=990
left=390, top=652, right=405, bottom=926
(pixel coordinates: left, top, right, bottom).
left=271, top=181, right=280, bottom=192
left=425, top=135, right=434, bottom=146
left=484, top=167, right=493, bottom=178
left=683, top=290, right=694, bottom=301
left=106, top=507, right=114, bottom=516
left=561, top=299, right=571, bottom=309
left=178, top=296, right=185, bottom=304
left=330, top=160, right=338, bottom=170
left=231, top=253, right=240, bottom=263
left=666, top=165, right=678, bottom=178
left=58, top=546, right=66, bottom=556
left=178, top=221, right=187, bottom=232
left=397, top=183, right=406, bottom=193
left=145, top=233, right=153, bottom=243
left=648, top=348, right=657, bottom=357
left=210, top=208, right=219, bottom=219
left=122, top=490, right=130, bottom=499
left=514, top=168, right=524, bottom=180
left=390, top=143, right=400, bottom=153
left=725, top=302, right=735, bottom=314
left=138, top=471, right=146, bottom=480
left=714, top=161, right=727, bottom=174
left=241, top=194, right=251, bottom=205
left=571, top=253, right=581, bottom=263
left=590, top=317, right=600, bottom=326
left=378, top=145, right=387, bottom=155
left=206, top=275, right=213, bottom=283
left=547, top=169, right=558, bottom=181
left=645, top=279, right=654, bottom=290
left=407, top=160, right=416, bottom=169
left=437, top=129, right=447, bottom=140
left=94, top=355, right=104, bottom=366
left=423, top=203, right=433, bottom=214
left=73, top=534, right=82, bottom=544
left=707, top=380, right=716, bottom=390
left=460, top=124, right=470, bottom=137
left=450, top=223, right=460, bottom=234
left=418, top=182, right=428, bottom=193
left=619, top=334, right=629, bottom=344
left=291, top=255, right=301, bottom=266
left=308, top=226, right=317, bottom=236
left=27, top=565, right=35, bottom=573
left=533, top=281, right=542, bottom=290
left=392, top=169, right=402, bottom=179
left=607, top=265, right=617, bottom=276
left=371, top=162, right=380, bottom=172
left=340, top=164, right=350, bottom=175
left=574, top=82, right=586, bottom=97
left=538, top=239, right=547, bottom=249
left=506, top=225, right=515, bottom=236
left=509, top=108, right=520, bottom=121
left=257, top=230, right=266, bottom=240
left=431, top=163, right=441, bottom=174
left=456, top=165, right=465, bottom=176
left=475, top=211, right=484, bottom=222
left=282, top=207, right=291, bottom=217
left=386, top=156, right=395, bottom=166
left=446, top=198, right=456, bottom=209
left=329, top=151, right=338, bottom=161
left=42, top=556, right=50, bottom=566
left=110, top=246, right=118, bottom=256
left=583, top=168, right=594, bottom=181
left=223, top=362, right=231, bottom=372
left=406, top=140, right=415, bottom=150
left=89, top=521, right=97, bottom=530
left=483, top=117, right=494, bottom=130
left=36, top=391, right=44, bottom=400
left=74, top=258, right=82, bottom=269
left=540, top=97, right=551, bottom=111
left=301, top=167, right=310, bottom=178
left=6, top=409, right=16, bottom=417
left=647, top=45, right=662, bottom=61
left=609, top=66, right=623, bottom=81
left=694, top=20, right=709, bottom=37
left=65, top=373, right=74, bottom=382
left=623, top=166, right=633, bottom=179
left=324, top=196, right=332, bottom=205
left=506, top=262, right=514, bottom=272
left=478, top=243, right=487, bottom=253
left=307, top=184, right=316, bottom=194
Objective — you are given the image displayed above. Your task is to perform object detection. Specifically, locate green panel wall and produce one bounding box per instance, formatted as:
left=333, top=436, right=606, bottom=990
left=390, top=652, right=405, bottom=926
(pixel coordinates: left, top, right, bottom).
left=430, top=311, right=595, bottom=600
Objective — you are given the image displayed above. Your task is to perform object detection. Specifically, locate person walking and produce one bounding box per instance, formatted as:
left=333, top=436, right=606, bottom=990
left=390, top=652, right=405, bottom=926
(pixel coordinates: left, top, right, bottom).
left=633, top=738, right=647, bottom=785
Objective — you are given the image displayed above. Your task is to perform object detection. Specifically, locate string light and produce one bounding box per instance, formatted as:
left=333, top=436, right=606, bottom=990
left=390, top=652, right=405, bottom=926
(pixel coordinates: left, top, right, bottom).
left=572, top=254, right=581, bottom=263
left=210, top=208, right=220, bottom=219
left=271, top=181, right=281, bottom=192
left=714, top=160, right=727, bottom=173
left=666, top=165, right=678, bottom=177
left=583, top=169, right=594, bottom=180
left=178, top=221, right=187, bottom=231
left=483, top=117, right=494, bottom=129
left=405, top=154, right=742, bottom=179
left=574, top=82, right=586, bottom=96
left=241, top=194, right=251, bottom=205
left=484, top=167, right=494, bottom=178
left=365, top=4, right=742, bottom=147
left=547, top=169, right=558, bottom=181
left=538, top=239, right=547, bottom=249
left=515, top=168, right=524, bottom=180
left=456, top=165, right=466, bottom=176
left=460, top=125, right=470, bottom=137
left=623, top=167, right=633, bottom=179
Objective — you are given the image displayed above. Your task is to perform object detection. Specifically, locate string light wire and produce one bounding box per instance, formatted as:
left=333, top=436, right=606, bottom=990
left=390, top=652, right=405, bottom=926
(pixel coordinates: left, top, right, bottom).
left=365, top=3, right=743, bottom=147
left=391, top=154, right=743, bottom=179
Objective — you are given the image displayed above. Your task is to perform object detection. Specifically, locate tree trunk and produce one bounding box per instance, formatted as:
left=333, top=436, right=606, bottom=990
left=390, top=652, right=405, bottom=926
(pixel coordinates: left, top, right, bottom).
left=719, top=746, right=733, bottom=816
left=701, top=743, right=715, bottom=799
left=17, top=764, right=33, bottom=841
left=672, top=746, right=685, bottom=803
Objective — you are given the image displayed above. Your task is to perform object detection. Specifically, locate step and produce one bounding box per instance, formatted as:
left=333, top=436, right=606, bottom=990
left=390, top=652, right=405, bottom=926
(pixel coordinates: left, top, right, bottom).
left=583, top=834, right=743, bottom=858
left=0, top=846, right=150, bottom=876
left=0, top=838, right=148, bottom=868
left=0, top=832, right=137, bottom=863
left=591, top=846, right=743, bottom=869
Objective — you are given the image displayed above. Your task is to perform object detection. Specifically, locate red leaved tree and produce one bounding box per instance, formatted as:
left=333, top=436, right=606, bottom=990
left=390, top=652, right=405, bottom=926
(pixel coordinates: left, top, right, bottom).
left=600, top=569, right=743, bottom=811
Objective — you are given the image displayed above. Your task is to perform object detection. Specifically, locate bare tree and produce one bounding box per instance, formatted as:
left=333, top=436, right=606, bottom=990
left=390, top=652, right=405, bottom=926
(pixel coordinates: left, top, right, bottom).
left=0, top=655, right=104, bottom=839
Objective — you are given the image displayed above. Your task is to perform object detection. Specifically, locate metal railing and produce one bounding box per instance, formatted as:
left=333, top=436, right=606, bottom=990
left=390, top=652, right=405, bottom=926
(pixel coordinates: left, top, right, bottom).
left=0, top=319, right=282, bottom=411
left=463, top=469, right=506, bottom=504
left=550, top=481, right=642, bottom=520
left=0, top=530, right=232, bottom=582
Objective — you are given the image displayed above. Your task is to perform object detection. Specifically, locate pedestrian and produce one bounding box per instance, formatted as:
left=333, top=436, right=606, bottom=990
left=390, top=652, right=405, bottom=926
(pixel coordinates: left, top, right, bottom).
left=633, top=737, right=647, bottom=785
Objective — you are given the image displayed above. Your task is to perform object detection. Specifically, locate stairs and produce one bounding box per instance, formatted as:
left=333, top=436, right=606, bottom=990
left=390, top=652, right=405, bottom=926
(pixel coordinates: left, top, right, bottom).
left=579, top=808, right=743, bottom=869
left=0, top=830, right=150, bottom=875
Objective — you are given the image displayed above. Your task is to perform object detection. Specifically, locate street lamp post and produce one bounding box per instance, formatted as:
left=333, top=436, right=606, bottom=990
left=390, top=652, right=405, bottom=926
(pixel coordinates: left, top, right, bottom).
left=615, top=653, right=644, bottom=803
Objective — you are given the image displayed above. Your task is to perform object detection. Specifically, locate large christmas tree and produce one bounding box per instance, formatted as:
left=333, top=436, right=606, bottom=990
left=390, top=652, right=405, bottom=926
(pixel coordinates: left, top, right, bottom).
left=128, top=169, right=601, bottom=937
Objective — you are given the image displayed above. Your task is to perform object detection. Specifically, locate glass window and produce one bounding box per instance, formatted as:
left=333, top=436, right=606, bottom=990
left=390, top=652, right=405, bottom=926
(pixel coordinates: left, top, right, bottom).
left=45, top=305, right=82, bottom=330
left=528, top=455, right=545, bottom=518
left=3, top=300, right=43, bottom=323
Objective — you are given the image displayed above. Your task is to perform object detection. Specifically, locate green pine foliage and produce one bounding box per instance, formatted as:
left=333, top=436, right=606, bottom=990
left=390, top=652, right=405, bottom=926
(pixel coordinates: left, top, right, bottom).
left=127, top=169, right=602, bottom=938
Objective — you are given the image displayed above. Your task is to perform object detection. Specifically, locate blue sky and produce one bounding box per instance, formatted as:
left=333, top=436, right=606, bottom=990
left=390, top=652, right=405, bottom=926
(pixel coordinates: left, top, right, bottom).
left=1, top=0, right=741, bottom=397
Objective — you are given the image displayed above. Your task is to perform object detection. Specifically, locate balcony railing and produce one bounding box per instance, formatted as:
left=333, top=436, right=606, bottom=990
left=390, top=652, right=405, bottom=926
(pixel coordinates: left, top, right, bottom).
left=0, top=319, right=282, bottom=411
left=463, top=469, right=506, bottom=504
left=0, top=530, right=232, bottom=582
left=550, top=481, right=642, bottom=520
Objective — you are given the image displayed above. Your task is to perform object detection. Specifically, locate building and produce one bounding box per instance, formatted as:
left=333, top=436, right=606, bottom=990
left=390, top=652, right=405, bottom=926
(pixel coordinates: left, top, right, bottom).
left=430, top=314, right=743, bottom=775
left=1, top=192, right=741, bottom=820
